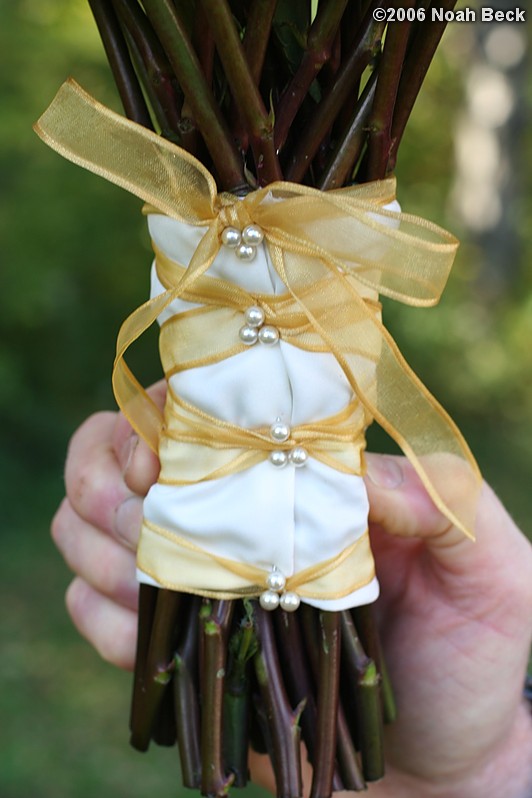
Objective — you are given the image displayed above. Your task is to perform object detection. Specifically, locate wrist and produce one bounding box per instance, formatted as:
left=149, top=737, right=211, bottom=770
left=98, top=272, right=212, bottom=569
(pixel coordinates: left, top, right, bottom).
left=365, top=700, right=532, bottom=798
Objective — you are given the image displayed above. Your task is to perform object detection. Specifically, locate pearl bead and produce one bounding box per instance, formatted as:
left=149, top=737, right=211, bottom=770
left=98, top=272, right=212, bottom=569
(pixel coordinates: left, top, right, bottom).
left=266, top=570, right=286, bottom=592
left=270, top=420, right=290, bottom=443
left=239, top=325, right=259, bottom=346
left=242, top=224, right=264, bottom=246
left=221, top=226, right=242, bottom=248
left=280, top=592, right=300, bottom=612
left=269, top=450, right=288, bottom=468
left=289, top=446, right=308, bottom=468
left=259, top=590, right=280, bottom=611
left=244, top=305, right=265, bottom=328
left=235, top=243, right=256, bottom=261
left=258, top=325, right=279, bottom=346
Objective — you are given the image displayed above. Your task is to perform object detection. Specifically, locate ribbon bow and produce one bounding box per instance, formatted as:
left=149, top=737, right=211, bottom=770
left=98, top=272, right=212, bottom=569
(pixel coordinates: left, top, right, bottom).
left=35, top=79, right=481, bottom=539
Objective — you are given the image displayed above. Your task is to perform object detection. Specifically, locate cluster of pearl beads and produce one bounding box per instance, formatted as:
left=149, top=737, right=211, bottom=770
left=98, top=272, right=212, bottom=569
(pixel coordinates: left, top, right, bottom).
left=268, top=420, right=309, bottom=469
left=259, top=569, right=301, bottom=612
left=239, top=305, right=280, bottom=347
left=221, top=224, right=264, bottom=262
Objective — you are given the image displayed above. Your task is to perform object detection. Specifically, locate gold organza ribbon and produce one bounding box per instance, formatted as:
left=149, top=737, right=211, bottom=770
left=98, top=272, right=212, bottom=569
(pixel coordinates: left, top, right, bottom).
left=138, top=520, right=375, bottom=600
left=159, top=388, right=369, bottom=485
left=34, top=79, right=481, bottom=540
left=155, top=242, right=381, bottom=373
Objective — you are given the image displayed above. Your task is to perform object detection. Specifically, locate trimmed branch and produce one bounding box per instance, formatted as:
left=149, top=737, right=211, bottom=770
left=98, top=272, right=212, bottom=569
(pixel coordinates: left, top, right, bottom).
left=141, top=0, right=246, bottom=189
left=88, top=0, right=153, bottom=127
left=274, top=0, right=349, bottom=153
left=199, top=0, right=282, bottom=184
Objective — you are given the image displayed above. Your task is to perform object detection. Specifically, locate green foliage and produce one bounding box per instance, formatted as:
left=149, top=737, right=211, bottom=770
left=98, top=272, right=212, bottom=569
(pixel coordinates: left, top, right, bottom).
left=0, top=1, right=160, bottom=478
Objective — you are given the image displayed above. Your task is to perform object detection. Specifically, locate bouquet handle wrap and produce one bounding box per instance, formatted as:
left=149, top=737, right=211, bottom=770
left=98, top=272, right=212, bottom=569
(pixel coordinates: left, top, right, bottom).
left=35, top=80, right=482, bottom=550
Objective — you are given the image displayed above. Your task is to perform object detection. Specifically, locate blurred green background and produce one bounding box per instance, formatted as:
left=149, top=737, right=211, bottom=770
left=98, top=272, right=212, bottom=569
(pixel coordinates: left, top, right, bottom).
left=0, top=2, right=530, bottom=796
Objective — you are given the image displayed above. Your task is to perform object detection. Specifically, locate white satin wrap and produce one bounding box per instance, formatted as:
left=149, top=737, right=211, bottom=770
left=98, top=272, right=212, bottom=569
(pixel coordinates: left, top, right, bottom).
left=138, top=201, right=401, bottom=609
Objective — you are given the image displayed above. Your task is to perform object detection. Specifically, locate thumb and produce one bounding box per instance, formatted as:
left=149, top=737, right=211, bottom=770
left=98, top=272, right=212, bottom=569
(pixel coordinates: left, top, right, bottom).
left=363, top=453, right=525, bottom=579
left=112, top=380, right=166, bottom=496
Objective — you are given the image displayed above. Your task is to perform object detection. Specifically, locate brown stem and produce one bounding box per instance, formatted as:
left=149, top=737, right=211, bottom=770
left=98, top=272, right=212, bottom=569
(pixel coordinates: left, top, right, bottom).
left=318, top=68, right=378, bottom=189
left=192, top=2, right=216, bottom=84
left=199, top=0, right=282, bottom=185
left=253, top=605, right=303, bottom=798
left=274, top=0, right=349, bottom=153
left=365, top=2, right=415, bottom=180
left=173, top=596, right=202, bottom=789
left=341, top=0, right=365, bottom=53
left=229, top=0, right=279, bottom=152
left=356, top=660, right=385, bottom=781
left=130, top=588, right=182, bottom=751
left=336, top=708, right=366, bottom=791
left=111, top=0, right=182, bottom=138
left=351, top=604, right=381, bottom=672
left=350, top=605, right=386, bottom=780
left=120, top=25, right=181, bottom=144
left=200, top=600, right=235, bottom=798
left=88, top=0, right=153, bottom=127
left=310, top=612, right=341, bottom=798
left=130, top=583, right=158, bottom=732
left=273, top=610, right=319, bottom=765
left=243, top=0, right=279, bottom=84
left=298, top=606, right=344, bottom=792
left=340, top=609, right=371, bottom=674
left=389, top=0, right=458, bottom=170
left=223, top=603, right=258, bottom=787
left=339, top=608, right=370, bottom=747
left=151, top=686, right=177, bottom=746
left=284, top=2, right=385, bottom=183
left=140, top=0, right=245, bottom=190
left=351, top=604, right=396, bottom=723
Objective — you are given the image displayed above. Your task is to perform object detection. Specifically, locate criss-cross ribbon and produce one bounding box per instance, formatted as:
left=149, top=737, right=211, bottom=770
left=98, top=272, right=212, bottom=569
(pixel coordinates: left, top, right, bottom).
left=35, top=79, right=481, bottom=540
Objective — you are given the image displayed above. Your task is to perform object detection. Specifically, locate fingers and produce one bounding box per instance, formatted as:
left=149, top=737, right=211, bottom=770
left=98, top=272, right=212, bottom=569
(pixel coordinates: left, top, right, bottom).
left=64, top=383, right=164, bottom=549
left=52, top=498, right=139, bottom=611
left=65, top=411, right=139, bottom=547
left=66, top=578, right=138, bottom=671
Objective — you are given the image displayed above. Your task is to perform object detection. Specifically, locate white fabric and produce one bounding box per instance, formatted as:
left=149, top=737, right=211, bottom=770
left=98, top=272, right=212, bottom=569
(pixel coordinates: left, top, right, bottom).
left=138, top=201, right=401, bottom=609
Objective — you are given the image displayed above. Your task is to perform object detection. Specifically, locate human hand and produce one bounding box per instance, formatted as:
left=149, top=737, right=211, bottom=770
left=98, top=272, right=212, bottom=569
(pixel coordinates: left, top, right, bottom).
left=357, top=453, right=532, bottom=797
left=51, top=381, right=165, bottom=670
left=52, top=399, right=532, bottom=797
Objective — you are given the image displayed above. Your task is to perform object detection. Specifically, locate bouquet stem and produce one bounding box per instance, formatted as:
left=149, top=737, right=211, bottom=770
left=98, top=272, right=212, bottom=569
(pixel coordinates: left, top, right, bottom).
left=83, top=3, right=459, bottom=795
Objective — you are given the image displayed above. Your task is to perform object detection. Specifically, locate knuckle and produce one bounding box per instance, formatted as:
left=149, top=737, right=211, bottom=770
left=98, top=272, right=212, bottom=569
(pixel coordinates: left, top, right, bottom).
left=65, top=452, right=126, bottom=534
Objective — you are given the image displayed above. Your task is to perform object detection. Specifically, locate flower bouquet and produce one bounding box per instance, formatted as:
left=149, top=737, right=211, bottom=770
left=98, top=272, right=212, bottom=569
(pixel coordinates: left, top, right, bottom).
left=35, top=1, right=481, bottom=795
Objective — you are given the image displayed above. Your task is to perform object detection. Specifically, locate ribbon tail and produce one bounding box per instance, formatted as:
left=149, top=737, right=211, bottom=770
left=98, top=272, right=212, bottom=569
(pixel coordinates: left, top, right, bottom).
left=113, top=224, right=227, bottom=451
left=113, top=291, right=174, bottom=452
left=272, top=247, right=481, bottom=540
left=369, top=327, right=481, bottom=540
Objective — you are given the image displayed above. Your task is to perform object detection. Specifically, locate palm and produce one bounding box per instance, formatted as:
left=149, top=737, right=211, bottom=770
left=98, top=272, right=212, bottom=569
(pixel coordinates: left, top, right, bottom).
left=370, top=515, right=531, bottom=782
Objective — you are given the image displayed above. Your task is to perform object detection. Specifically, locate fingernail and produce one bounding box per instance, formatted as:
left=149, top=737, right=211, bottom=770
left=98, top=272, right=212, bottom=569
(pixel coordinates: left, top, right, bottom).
left=114, top=496, right=143, bottom=550
left=365, top=455, right=404, bottom=489
left=118, top=434, right=139, bottom=476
